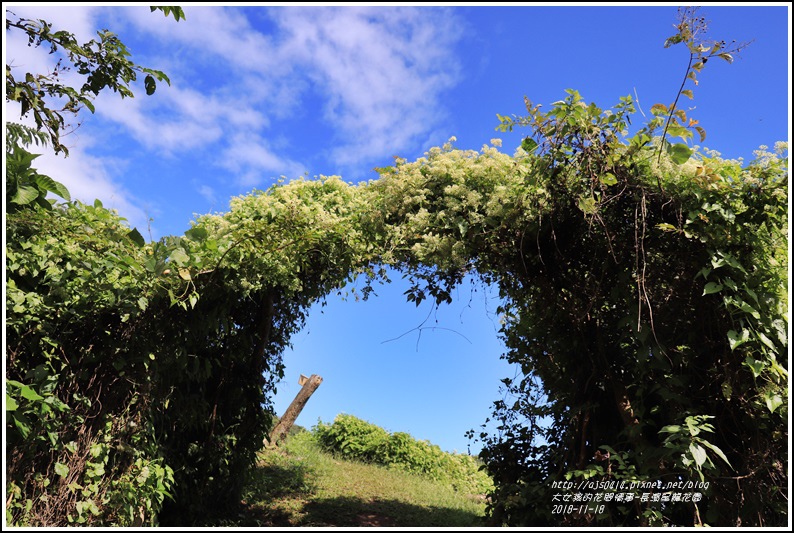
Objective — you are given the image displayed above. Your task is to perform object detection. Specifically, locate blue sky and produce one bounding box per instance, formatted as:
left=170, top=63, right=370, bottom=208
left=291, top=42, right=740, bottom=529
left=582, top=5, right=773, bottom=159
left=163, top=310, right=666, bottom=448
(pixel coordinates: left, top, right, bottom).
left=4, top=4, right=790, bottom=454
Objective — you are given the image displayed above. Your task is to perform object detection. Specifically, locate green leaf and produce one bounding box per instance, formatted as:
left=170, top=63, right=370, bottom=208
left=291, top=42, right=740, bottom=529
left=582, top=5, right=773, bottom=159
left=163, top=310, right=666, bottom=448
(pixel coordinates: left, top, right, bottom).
left=81, top=98, right=96, bottom=113
left=666, top=125, right=693, bottom=141
left=668, top=143, right=692, bottom=164
left=13, top=413, right=32, bottom=439
left=151, top=6, right=186, bottom=22
left=727, top=329, right=749, bottom=350
left=685, top=417, right=702, bottom=436
left=55, top=462, right=70, bottom=478
left=20, top=384, right=44, bottom=402
left=168, top=248, right=190, bottom=266
left=689, top=443, right=707, bottom=468
left=717, top=53, right=734, bottom=63
left=577, top=196, right=597, bottom=215
left=144, top=256, right=158, bottom=273
left=29, top=174, right=71, bottom=202
left=681, top=89, right=694, bottom=99
left=144, top=74, right=156, bottom=96
left=664, top=34, right=684, bottom=48
left=757, top=331, right=777, bottom=352
left=762, top=390, right=784, bottom=414
left=703, top=282, right=723, bottom=295
left=700, top=440, right=732, bottom=468
left=720, top=381, right=732, bottom=401
left=600, top=173, right=617, bottom=187
left=656, top=223, right=680, bottom=234
left=12, top=185, right=40, bottom=206
left=744, top=357, right=766, bottom=379
left=127, top=228, right=145, bottom=247
left=738, top=300, right=760, bottom=320
left=658, top=424, right=681, bottom=434
left=185, top=226, right=208, bottom=242
left=521, top=137, right=538, bottom=153
left=457, top=221, right=468, bottom=237
left=6, top=395, right=19, bottom=411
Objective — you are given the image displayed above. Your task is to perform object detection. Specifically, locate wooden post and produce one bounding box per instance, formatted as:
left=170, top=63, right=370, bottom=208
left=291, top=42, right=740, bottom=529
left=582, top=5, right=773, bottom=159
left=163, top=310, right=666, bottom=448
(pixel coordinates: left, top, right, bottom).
left=268, top=374, right=323, bottom=447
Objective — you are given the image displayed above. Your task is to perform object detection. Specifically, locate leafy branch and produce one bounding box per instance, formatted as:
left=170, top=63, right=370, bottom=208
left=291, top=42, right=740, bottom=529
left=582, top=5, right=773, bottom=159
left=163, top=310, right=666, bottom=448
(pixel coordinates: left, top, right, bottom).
left=5, top=7, right=185, bottom=155
left=654, top=7, right=753, bottom=167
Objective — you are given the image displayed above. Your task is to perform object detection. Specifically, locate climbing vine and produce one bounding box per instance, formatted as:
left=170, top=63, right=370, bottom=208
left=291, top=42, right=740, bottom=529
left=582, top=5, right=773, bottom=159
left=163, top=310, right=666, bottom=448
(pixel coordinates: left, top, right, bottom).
left=6, top=7, right=787, bottom=528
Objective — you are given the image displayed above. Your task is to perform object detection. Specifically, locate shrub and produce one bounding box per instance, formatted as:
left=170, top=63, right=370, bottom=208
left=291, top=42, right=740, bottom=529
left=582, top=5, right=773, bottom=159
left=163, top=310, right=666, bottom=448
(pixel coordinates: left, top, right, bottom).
left=313, top=414, right=493, bottom=494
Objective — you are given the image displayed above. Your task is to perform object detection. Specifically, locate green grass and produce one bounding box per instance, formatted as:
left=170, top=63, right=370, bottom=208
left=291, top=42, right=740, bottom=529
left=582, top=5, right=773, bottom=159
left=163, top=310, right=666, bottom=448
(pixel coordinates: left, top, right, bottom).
left=220, top=431, right=488, bottom=527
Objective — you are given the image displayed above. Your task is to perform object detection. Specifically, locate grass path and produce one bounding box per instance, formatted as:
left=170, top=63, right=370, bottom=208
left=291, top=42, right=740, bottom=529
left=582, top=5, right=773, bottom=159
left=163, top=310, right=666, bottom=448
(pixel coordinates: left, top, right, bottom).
left=223, top=432, right=487, bottom=527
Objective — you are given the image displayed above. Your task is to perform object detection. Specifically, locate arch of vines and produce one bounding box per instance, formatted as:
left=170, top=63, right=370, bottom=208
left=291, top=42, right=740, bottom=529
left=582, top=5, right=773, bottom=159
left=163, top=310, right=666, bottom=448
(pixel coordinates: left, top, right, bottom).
left=6, top=8, right=789, bottom=522
left=7, top=89, right=788, bottom=527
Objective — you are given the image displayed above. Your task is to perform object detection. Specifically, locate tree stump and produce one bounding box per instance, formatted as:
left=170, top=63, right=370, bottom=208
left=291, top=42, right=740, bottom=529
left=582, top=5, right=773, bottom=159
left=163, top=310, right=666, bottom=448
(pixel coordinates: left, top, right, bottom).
left=268, top=374, right=323, bottom=446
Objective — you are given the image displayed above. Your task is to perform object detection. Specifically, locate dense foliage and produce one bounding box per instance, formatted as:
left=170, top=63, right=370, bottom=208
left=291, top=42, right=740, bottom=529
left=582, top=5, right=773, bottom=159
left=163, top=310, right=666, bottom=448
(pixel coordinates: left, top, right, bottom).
left=5, top=6, right=183, bottom=155
left=5, top=177, right=376, bottom=525
left=5, top=6, right=788, bottom=527
left=314, top=414, right=493, bottom=494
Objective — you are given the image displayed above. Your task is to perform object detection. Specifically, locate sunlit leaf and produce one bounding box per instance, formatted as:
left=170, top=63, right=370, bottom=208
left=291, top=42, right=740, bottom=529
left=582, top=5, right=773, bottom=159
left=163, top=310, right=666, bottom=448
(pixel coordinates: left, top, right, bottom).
left=668, top=143, right=692, bottom=164
left=577, top=196, right=597, bottom=215
left=20, top=384, right=44, bottom=402
left=656, top=223, right=677, bottom=232
left=666, top=125, right=693, bottom=141
left=744, top=357, right=766, bottom=379
left=690, top=443, right=707, bottom=468
left=185, top=227, right=208, bottom=242
left=763, top=391, right=784, bottom=414
left=727, top=329, right=749, bottom=350
left=6, top=395, right=18, bottom=411
left=757, top=331, right=776, bottom=352
left=13, top=413, right=32, bottom=439
left=600, top=173, right=617, bottom=187
left=521, top=137, right=538, bottom=153
left=664, top=34, right=684, bottom=48
left=55, top=462, right=70, bottom=478
left=11, top=185, right=39, bottom=206
left=703, top=282, right=722, bottom=295
left=681, top=89, right=694, bottom=99
left=700, top=440, right=732, bottom=468
left=168, top=248, right=190, bottom=267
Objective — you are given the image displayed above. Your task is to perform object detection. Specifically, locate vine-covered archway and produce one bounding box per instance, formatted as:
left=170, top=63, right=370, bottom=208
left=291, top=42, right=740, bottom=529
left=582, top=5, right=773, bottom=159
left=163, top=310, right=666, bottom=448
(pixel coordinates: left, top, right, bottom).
left=7, top=92, right=787, bottom=526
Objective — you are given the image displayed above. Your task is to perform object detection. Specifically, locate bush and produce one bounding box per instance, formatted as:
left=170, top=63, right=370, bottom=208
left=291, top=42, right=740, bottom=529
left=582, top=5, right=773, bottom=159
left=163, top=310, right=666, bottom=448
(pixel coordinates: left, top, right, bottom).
left=313, top=414, right=493, bottom=494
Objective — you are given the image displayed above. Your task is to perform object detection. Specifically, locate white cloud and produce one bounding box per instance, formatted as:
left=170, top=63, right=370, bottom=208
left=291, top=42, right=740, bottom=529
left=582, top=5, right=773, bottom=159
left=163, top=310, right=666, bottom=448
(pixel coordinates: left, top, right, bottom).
left=221, top=134, right=307, bottom=187
left=117, top=5, right=464, bottom=168
left=5, top=5, right=465, bottom=222
left=271, top=7, right=463, bottom=167
left=6, top=6, right=100, bottom=45
left=93, top=83, right=268, bottom=154
left=121, top=6, right=287, bottom=76
left=19, top=135, right=154, bottom=236
left=197, top=184, right=217, bottom=206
